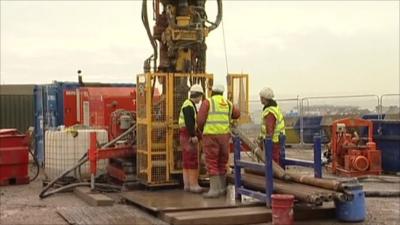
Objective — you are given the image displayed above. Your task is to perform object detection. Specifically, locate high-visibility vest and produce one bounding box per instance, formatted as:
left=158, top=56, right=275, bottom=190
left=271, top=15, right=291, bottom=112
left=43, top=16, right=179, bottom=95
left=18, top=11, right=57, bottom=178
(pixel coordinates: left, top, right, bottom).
left=260, top=106, right=285, bottom=143
left=203, top=95, right=232, bottom=135
left=179, top=99, right=196, bottom=128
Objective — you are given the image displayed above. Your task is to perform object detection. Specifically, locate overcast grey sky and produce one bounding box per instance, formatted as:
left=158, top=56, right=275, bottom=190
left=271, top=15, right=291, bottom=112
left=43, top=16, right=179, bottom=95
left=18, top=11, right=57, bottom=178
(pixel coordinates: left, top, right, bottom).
left=1, top=0, right=399, bottom=98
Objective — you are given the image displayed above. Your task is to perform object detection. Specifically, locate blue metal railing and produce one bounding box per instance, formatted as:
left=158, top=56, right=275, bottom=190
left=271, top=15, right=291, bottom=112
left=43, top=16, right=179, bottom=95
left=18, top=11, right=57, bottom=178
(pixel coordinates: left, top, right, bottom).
left=234, top=136, right=274, bottom=207
left=233, top=134, right=323, bottom=208
left=280, top=135, right=322, bottom=178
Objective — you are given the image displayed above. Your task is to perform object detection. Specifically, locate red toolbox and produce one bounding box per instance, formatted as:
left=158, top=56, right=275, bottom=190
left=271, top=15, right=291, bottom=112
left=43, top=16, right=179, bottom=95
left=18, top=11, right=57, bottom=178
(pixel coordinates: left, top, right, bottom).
left=0, top=129, right=29, bottom=185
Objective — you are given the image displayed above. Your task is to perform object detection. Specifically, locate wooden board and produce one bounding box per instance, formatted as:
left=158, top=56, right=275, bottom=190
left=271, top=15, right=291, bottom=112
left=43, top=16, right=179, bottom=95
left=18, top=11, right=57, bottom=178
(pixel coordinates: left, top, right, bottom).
left=162, top=205, right=336, bottom=225
left=162, top=206, right=272, bottom=225
left=57, top=207, right=152, bottom=225
left=74, top=187, right=114, bottom=206
left=120, top=188, right=262, bottom=213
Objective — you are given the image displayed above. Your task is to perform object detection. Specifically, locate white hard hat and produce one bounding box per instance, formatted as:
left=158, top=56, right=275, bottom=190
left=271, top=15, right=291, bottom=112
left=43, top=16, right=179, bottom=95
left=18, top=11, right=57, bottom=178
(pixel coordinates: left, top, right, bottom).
left=190, top=84, right=204, bottom=94
left=259, top=87, right=274, bottom=99
left=212, top=84, right=225, bottom=93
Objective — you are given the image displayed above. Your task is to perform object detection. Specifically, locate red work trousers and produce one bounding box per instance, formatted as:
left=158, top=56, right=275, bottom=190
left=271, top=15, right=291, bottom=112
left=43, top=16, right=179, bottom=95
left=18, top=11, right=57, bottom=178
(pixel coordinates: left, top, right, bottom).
left=260, top=142, right=281, bottom=166
left=203, top=134, right=230, bottom=176
left=272, top=143, right=281, bottom=166
left=179, top=128, right=199, bottom=169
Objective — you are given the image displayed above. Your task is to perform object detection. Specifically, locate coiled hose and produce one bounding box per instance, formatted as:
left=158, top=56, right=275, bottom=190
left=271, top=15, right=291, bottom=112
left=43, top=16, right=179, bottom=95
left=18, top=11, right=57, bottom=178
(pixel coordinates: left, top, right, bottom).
left=29, top=147, right=40, bottom=182
left=39, top=125, right=136, bottom=199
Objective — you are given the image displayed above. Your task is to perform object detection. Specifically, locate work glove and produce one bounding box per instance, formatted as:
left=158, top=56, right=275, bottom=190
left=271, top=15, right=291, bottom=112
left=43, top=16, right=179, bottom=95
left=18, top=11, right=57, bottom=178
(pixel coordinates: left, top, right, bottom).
left=196, top=130, right=203, bottom=141
left=190, top=136, right=199, bottom=145
left=254, top=137, right=263, bottom=148
left=254, top=146, right=262, bottom=155
left=231, top=127, right=239, bottom=136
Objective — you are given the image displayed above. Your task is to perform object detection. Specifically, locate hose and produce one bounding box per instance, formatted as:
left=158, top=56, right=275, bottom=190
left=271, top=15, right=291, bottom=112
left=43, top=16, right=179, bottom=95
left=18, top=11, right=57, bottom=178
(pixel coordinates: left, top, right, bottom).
left=357, top=175, right=400, bottom=183
left=364, top=191, right=400, bottom=197
left=142, top=0, right=158, bottom=72
left=39, top=125, right=136, bottom=199
left=208, top=0, right=222, bottom=32
left=40, top=182, right=122, bottom=199
left=29, top=147, right=40, bottom=182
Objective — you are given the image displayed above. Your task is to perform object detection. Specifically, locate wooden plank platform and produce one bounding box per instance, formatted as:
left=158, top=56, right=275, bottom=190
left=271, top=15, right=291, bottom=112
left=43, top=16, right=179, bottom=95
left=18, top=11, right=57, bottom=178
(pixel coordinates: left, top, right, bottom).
left=120, top=188, right=262, bottom=213
left=162, top=207, right=271, bottom=225
left=74, top=187, right=114, bottom=206
left=57, top=207, right=153, bottom=225
left=162, top=205, right=336, bottom=225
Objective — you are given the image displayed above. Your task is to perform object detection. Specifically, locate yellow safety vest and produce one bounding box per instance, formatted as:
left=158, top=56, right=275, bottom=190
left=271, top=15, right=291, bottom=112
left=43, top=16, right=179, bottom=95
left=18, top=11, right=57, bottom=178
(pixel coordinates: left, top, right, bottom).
left=260, top=106, right=285, bottom=143
left=179, top=99, right=196, bottom=128
left=203, top=95, right=232, bottom=135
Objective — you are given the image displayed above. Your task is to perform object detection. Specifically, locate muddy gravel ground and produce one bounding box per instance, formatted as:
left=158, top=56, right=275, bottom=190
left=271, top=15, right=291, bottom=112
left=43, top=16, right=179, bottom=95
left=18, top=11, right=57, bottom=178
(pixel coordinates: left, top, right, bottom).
left=1, top=147, right=399, bottom=225
left=0, top=174, right=168, bottom=225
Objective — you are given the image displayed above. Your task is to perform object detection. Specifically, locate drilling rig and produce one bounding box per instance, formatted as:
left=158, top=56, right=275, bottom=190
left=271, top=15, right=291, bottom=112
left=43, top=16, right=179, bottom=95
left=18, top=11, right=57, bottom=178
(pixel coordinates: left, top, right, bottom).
left=136, top=0, right=222, bottom=186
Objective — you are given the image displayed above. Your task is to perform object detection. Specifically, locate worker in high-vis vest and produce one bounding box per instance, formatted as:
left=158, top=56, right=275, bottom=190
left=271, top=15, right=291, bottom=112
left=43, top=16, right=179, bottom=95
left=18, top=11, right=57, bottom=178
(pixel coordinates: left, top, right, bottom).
left=257, top=87, right=285, bottom=165
left=198, top=84, right=240, bottom=198
left=179, top=84, right=204, bottom=193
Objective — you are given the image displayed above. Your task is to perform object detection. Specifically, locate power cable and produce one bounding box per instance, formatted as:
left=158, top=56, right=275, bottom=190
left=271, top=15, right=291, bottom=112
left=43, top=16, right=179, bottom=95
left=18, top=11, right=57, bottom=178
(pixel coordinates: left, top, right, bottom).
left=221, top=19, right=229, bottom=75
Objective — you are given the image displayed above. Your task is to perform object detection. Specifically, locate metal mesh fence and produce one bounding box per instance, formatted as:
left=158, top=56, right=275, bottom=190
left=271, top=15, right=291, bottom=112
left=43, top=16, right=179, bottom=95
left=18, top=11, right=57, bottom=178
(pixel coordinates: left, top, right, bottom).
left=136, top=73, right=169, bottom=185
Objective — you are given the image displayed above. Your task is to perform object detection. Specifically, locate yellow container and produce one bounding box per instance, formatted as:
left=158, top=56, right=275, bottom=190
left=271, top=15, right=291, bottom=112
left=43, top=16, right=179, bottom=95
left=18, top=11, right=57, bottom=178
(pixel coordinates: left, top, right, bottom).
left=285, top=127, right=300, bottom=144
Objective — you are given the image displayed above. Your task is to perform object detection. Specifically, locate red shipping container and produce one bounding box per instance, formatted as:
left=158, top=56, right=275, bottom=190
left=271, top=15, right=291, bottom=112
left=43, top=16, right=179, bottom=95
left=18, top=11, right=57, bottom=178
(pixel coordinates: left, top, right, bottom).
left=64, top=89, right=79, bottom=126
left=0, top=129, right=29, bottom=185
left=78, top=87, right=136, bottom=130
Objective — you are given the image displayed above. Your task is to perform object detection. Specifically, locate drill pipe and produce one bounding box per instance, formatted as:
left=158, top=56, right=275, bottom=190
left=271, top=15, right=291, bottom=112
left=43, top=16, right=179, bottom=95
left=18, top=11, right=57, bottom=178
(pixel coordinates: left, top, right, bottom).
left=244, top=169, right=351, bottom=202
left=234, top=128, right=346, bottom=192
left=228, top=173, right=323, bottom=205
left=233, top=128, right=290, bottom=180
left=286, top=172, right=345, bottom=192
left=245, top=167, right=345, bottom=192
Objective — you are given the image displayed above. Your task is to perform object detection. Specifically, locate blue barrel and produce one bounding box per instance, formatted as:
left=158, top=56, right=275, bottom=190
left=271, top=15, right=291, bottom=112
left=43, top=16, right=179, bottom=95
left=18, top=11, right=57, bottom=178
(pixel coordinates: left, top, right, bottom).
left=335, top=183, right=366, bottom=222
left=371, top=120, right=400, bottom=172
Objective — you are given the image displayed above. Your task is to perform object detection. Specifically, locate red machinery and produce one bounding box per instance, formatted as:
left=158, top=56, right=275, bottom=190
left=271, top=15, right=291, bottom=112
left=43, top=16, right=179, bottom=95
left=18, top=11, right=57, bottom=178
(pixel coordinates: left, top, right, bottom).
left=0, top=129, right=29, bottom=185
left=78, top=87, right=136, bottom=133
left=330, top=118, right=382, bottom=177
left=76, top=87, right=137, bottom=186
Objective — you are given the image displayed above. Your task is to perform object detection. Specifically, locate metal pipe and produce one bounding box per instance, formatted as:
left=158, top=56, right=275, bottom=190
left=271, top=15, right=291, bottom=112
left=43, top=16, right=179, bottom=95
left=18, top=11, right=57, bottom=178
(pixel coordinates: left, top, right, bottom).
left=232, top=127, right=290, bottom=180
left=233, top=136, right=242, bottom=200
left=142, top=0, right=158, bottom=72
left=39, top=124, right=135, bottom=199
left=208, top=0, right=222, bottom=31
left=228, top=173, right=324, bottom=205
left=265, top=137, right=273, bottom=207
left=364, top=191, right=400, bottom=197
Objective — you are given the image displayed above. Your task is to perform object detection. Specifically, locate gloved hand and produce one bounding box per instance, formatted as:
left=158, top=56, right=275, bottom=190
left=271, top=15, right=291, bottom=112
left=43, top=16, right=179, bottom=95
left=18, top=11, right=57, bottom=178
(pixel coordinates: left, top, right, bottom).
left=231, top=127, right=239, bottom=136
left=256, top=135, right=264, bottom=143
left=190, top=136, right=199, bottom=144
left=254, top=146, right=262, bottom=155
left=253, top=137, right=262, bottom=148
left=196, top=131, right=203, bottom=141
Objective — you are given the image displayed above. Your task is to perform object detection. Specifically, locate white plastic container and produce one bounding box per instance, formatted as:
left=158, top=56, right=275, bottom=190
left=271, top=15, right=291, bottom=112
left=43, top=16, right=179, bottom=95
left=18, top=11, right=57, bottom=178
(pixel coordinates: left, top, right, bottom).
left=44, top=129, right=108, bottom=180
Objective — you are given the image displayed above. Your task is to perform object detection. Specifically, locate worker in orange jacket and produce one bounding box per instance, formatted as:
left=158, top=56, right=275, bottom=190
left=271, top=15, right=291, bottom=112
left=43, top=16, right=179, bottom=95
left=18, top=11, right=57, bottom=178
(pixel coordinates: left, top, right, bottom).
left=179, top=84, right=204, bottom=193
left=197, top=84, right=240, bottom=198
left=257, top=87, right=286, bottom=165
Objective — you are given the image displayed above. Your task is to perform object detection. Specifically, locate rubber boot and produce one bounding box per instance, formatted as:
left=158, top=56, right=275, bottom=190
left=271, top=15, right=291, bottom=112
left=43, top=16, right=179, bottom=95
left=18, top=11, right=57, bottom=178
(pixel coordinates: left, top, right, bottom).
left=219, top=175, right=227, bottom=196
left=183, top=169, right=190, bottom=192
left=189, top=169, right=203, bottom=193
left=203, top=176, right=220, bottom=198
